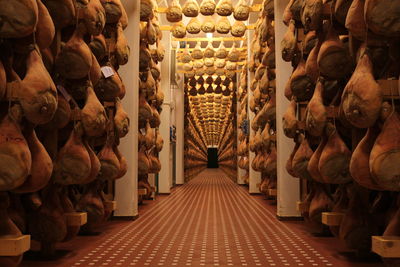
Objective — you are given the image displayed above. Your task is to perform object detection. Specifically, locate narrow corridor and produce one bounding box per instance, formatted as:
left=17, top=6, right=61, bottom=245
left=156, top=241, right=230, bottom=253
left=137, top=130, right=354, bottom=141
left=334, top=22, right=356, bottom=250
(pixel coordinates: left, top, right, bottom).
left=22, top=169, right=384, bottom=267
left=71, top=169, right=337, bottom=267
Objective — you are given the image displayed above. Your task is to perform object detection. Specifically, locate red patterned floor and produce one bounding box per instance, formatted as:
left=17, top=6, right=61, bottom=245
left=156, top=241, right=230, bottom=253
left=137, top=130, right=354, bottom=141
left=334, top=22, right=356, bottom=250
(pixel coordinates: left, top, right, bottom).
left=22, top=169, right=383, bottom=267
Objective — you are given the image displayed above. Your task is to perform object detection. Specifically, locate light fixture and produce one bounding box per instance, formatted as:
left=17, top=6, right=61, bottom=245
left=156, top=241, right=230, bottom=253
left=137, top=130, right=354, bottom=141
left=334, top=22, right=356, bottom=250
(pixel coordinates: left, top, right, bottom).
left=206, top=32, right=213, bottom=39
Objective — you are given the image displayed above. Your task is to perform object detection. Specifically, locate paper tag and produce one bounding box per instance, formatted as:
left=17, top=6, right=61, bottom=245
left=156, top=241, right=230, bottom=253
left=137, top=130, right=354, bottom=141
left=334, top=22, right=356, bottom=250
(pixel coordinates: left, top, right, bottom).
left=101, top=66, right=115, bottom=78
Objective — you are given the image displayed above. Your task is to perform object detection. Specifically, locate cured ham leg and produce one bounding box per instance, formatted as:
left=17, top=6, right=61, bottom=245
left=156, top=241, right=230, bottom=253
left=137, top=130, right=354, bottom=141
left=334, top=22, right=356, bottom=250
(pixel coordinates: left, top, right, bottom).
left=370, top=112, right=400, bottom=191
left=0, top=104, right=31, bottom=191
left=341, top=50, right=382, bottom=128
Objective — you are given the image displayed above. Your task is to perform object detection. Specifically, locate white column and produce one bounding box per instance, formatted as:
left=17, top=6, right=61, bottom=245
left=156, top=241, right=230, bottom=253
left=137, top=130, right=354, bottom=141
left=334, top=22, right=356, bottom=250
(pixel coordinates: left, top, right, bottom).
left=247, top=29, right=261, bottom=194
left=158, top=33, right=172, bottom=193
left=175, top=77, right=185, bottom=185
left=114, top=0, right=139, bottom=217
left=275, top=0, right=301, bottom=217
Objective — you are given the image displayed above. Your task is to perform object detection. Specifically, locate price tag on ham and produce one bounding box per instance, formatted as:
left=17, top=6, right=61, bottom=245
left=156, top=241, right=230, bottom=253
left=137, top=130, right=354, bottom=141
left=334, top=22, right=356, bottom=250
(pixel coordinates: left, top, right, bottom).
left=101, top=66, right=115, bottom=78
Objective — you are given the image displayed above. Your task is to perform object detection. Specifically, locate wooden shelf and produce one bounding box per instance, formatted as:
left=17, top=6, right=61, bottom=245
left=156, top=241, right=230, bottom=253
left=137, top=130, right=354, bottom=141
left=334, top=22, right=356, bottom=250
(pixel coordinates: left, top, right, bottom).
left=321, top=212, right=345, bottom=226
left=0, top=235, right=30, bottom=256
left=104, top=201, right=117, bottom=212
left=296, top=201, right=310, bottom=213
left=138, top=188, right=148, bottom=196
left=372, top=236, right=400, bottom=258
left=65, top=212, right=87, bottom=226
left=175, top=47, right=248, bottom=52
left=268, top=189, right=277, bottom=197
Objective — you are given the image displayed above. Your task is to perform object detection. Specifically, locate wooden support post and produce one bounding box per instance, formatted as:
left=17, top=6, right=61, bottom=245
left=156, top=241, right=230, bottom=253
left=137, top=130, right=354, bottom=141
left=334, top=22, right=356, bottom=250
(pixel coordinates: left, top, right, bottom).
left=65, top=212, right=88, bottom=226
left=0, top=235, right=30, bottom=256
left=321, top=212, right=345, bottom=226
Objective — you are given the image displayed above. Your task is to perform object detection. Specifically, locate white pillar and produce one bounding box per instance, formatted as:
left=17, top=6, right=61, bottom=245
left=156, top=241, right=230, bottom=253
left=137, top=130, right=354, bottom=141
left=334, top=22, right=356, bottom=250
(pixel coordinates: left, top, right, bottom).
left=247, top=29, right=261, bottom=194
left=274, top=0, right=301, bottom=217
left=175, top=77, right=185, bottom=185
left=158, top=33, right=172, bottom=193
left=114, top=0, right=139, bottom=217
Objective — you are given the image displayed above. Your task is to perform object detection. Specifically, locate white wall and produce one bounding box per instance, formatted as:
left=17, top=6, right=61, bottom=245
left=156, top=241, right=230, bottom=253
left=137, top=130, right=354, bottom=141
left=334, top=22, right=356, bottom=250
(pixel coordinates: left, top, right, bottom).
left=274, top=0, right=301, bottom=217
left=175, top=76, right=185, bottom=185
left=158, top=33, right=172, bottom=193
left=114, top=0, right=140, bottom=217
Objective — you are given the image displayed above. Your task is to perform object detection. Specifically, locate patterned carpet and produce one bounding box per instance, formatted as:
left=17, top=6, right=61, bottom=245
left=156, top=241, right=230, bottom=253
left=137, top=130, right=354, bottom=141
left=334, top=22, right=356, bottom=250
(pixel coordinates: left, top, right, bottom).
left=22, top=169, right=383, bottom=267
left=70, top=169, right=334, bottom=267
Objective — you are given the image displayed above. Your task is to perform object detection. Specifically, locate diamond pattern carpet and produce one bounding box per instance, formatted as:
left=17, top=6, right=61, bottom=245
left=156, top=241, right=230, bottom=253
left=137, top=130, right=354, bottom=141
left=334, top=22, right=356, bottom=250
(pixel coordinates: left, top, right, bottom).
left=22, top=169, right=384, bottom=267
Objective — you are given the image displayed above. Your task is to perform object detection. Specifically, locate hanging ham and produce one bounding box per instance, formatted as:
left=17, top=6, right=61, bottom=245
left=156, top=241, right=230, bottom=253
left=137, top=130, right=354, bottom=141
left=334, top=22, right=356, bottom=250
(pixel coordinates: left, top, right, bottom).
left=305, top=79, right=327, bottom=136
left=55, top=24, right=93, bottom=80
left=319, top=124, right=352, bottom=184
left=54, top=122, right=91, bottom=185
left=339, top=185, right=379, bottom=254
left=10, top=49, right=58, bottom=125
left=0, top=104, right=31, bottom=191
left=350, top=126, right=383, bottom=190
left=301, top=0, right=323, bottom=31
left=13, top=126, right=52, bottom=193
left=281, top=19, right=297, bottom=62
left=317, top=27, right=352, bottom=80
left=282, top=99, right=298, bottom=138
left=42, top=0, right=75, bottom=29
left=341, top=51, right=383, bottom=128
left=0, top=0, right=38, bottom=38
left=370, top=112, right=400, bottom=191
left=81, top=83, right=107, bottom=137
left=365, top=0, right=400, bottom=37
left=292, top=135, right=314, bottom=181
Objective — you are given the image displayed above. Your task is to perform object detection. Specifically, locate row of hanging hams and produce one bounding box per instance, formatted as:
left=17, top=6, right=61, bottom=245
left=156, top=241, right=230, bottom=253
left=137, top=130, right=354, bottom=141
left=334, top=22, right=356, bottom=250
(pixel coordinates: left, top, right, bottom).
left=138, top=1, right=165, bottom=200
left=237, top=66, right=250, bottom=184
left=218, top=123, right=238, bottom=180
left=0, top=0, right=132, bottom=263
left=184, top=115, right=207, bottom=181
left=246, top=0, right=277, bottom=197
left=281, top=0, right=400, bottom=257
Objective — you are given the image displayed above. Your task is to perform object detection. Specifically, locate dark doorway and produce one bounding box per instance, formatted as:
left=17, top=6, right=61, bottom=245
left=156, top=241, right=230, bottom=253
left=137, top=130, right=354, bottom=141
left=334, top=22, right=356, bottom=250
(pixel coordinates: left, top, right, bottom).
left=207, top=148, right=219, bottom=168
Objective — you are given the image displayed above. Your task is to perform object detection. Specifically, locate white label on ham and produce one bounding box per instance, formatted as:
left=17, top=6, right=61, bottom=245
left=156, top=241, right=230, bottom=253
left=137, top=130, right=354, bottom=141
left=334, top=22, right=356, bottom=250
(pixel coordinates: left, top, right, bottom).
left=101, top=66, right=115, bottom=78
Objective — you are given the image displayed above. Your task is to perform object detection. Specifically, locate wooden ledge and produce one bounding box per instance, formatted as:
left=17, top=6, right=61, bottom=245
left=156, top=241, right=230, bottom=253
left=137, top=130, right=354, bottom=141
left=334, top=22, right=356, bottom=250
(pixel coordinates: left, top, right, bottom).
left=0, top=235, right=30, bottom=256
left=104, top=200, right=117, bottom=212
left=138, top=188, right=148, bottom=196
left=296, top=201, right=310, bottom=213
left=65, top=212, right=87, bottom=226
left=372, top=236, right=400, bottom=258
left=268, top=189, right=277, bottom=196
left=321, top=212, right=345, bottom=226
